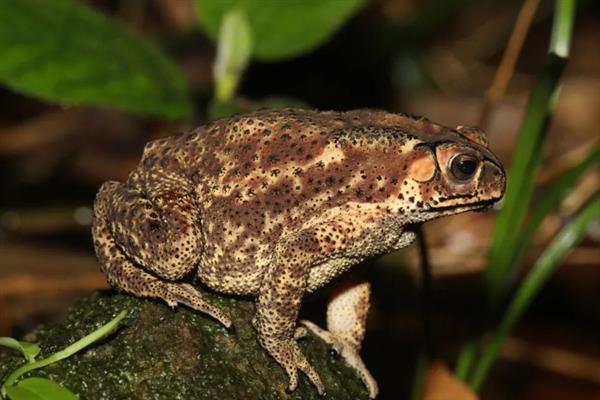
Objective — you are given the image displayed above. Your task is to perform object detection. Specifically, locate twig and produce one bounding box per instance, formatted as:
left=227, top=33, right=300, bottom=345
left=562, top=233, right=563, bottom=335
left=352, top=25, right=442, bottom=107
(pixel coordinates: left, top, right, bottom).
left=478, top=0, right=541, bottom=128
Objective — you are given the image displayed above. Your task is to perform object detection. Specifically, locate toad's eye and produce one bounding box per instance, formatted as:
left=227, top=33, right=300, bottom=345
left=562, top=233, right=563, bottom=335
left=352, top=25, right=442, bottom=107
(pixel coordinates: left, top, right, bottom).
left=450, top=154, right=479, bottom=181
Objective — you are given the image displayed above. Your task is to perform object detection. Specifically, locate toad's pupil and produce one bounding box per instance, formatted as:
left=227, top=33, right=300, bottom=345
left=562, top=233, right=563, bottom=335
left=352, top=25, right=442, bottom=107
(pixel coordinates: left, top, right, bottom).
left=457, top=159, right=476, bottom=175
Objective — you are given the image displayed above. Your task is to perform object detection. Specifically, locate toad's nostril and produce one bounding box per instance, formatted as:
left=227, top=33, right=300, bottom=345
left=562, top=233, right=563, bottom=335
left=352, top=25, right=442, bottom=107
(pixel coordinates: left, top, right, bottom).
left=480, top=162, right=506, bottom=196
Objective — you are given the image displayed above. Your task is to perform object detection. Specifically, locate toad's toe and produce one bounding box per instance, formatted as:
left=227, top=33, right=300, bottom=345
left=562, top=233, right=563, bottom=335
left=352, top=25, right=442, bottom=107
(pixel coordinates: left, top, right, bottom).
left=301, top=320, right=378, bottom=398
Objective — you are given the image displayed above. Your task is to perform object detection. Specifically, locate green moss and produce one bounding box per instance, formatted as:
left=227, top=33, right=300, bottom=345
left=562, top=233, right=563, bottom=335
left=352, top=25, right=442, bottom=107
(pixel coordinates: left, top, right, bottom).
left=0, top=291, right=368, bottom=399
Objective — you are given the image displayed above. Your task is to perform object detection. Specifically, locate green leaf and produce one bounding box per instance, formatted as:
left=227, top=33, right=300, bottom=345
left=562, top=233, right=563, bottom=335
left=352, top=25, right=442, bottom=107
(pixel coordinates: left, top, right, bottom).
left=0, top=0, right=192, bottom=120
left=469, top=191, right=600, bottom=391
left=5, top=385, right=43, bottom=400
left=213, top=9, right=253, bottom=102
left=6, top=378, right=78, bottom=400
left=196, top=0, right=365, bottom=61
left=0, top=338, right=40, bottom=363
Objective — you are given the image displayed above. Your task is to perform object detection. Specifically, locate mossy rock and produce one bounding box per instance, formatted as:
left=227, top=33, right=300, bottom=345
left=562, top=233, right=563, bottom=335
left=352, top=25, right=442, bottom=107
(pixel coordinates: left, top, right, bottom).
left=0, top=291, right=369, bottom=399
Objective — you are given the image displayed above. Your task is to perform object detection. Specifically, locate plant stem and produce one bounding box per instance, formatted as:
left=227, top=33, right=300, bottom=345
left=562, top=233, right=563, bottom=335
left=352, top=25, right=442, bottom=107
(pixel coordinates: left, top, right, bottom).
left=212, top=9, right=252, bottom=103
left=1, top=310, right=127, bottom=396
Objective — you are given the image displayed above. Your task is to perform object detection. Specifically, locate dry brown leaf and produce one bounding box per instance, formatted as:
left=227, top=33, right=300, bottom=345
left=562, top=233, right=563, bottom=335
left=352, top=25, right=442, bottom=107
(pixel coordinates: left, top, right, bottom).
left=423, top=361, right=479, bottom=400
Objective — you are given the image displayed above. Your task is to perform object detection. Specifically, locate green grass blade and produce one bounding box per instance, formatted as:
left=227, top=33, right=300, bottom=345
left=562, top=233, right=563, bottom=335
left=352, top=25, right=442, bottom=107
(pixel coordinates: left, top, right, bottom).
left=1, top=310, right=127, bottom=394
left=454, top=338, right=477, bottom=380
left=509, top=146, right=600, bottom=271
left=484, top=0, right=576, bottom=308
left=550, top=0, right=575, bottom=57
left=469, top=191, right=600, bottom=391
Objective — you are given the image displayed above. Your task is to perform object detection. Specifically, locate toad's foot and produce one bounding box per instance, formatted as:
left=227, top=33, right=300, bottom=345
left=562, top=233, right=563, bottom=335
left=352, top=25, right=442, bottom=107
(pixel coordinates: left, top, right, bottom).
left=301, top=320, right=378, bottom=399
left=164, top=282, right=232, bottom=328
left=260, top=334, right=325, bottom=395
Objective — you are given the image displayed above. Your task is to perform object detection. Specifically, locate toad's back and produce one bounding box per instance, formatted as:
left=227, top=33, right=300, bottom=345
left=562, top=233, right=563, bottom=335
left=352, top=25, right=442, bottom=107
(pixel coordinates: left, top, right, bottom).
left=142, top=109, right=443, bottom=290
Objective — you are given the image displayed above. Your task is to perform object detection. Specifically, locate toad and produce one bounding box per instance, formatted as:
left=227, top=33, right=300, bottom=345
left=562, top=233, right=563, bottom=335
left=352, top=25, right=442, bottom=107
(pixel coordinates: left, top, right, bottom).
left=92, top=109, right=505, bottom=397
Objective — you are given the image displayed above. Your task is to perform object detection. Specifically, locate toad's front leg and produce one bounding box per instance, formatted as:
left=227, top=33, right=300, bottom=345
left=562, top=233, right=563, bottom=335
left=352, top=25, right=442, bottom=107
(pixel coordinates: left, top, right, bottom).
left=253, top=231, right=325, bottom=395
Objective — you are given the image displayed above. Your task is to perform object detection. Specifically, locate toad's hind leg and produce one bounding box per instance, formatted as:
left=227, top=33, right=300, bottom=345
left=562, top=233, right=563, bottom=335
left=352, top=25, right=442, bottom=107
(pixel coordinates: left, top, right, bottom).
left=92, top=181, right=231, bottom=328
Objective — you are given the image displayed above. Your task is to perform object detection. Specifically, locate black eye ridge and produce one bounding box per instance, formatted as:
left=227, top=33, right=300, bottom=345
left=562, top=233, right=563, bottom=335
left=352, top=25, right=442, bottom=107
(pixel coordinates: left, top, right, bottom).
left=451, top=154, right=478, bottom=180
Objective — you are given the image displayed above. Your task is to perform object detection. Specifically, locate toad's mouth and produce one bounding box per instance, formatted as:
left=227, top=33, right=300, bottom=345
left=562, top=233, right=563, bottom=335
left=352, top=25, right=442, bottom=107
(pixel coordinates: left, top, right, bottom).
left=425, top=197, right=501, bottom=213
